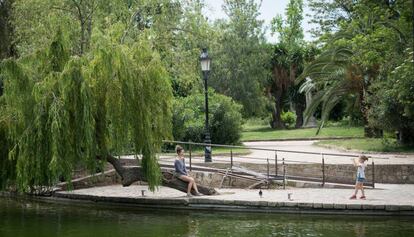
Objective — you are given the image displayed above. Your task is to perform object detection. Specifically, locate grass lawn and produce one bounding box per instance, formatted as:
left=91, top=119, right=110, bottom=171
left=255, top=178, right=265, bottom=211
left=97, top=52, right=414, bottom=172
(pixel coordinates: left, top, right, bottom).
left=241, top=124, right=364, bottom=141
left=315, top=138, right=414, bottom=153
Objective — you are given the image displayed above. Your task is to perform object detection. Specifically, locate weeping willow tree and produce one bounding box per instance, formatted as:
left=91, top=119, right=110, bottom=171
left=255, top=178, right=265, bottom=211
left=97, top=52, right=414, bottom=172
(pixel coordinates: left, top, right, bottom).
left=0, top=31, right=175, bottom=193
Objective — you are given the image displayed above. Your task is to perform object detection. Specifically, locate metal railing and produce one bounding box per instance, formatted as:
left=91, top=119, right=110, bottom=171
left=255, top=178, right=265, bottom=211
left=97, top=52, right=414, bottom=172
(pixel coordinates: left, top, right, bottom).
left=162, top=140, right=389, bottom=189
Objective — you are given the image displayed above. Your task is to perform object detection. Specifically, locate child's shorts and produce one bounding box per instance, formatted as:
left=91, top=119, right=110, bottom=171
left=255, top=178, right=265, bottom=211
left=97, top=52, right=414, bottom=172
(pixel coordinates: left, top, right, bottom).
left=356, top=177, right=366, bottom=183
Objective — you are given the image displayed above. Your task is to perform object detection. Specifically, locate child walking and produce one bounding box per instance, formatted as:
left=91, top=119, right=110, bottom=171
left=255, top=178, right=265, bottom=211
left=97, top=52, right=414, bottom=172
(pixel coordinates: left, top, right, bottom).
left=350, top=155, right=369, bottom=200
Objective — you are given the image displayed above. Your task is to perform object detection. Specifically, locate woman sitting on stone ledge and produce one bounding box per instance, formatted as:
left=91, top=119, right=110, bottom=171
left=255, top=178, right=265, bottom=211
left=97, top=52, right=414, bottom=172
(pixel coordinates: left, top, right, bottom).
left=174, top=145, right=202, bottom=197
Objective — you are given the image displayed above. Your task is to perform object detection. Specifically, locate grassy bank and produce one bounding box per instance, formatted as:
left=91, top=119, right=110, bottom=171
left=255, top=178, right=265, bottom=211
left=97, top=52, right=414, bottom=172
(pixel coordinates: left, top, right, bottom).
left=241, top=122, right=364, bottom=141
left=315, top=138, right=414, bottom=153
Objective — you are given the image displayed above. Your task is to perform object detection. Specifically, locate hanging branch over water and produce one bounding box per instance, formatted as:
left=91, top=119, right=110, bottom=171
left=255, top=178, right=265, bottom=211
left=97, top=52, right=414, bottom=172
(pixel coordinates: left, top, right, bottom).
left=0, top=31, right=219, bottom=195
left=103, top=155, right=217, bottom=195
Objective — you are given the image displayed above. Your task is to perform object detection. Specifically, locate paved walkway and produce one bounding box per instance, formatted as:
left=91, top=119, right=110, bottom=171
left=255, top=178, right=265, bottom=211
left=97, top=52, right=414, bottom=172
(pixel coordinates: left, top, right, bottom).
left=58, top=184, right=414, bottom=205
left=53, top=141, right=414, bottom=215
left=242, top=141, right=414, bottom=164
left=55, top=184, right=414, bottom=215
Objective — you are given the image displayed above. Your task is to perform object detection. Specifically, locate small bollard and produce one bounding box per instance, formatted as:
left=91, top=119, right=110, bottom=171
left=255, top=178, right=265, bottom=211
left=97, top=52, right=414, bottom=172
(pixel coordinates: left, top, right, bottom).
left=141, top=190, right=146, bottom=197
left=288, top=193, right=293, bottom=201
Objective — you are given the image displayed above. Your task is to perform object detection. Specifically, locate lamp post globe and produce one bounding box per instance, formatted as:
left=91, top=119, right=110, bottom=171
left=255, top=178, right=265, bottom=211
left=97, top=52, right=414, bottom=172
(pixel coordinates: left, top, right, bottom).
left=200, top=48, right=212, bottom=162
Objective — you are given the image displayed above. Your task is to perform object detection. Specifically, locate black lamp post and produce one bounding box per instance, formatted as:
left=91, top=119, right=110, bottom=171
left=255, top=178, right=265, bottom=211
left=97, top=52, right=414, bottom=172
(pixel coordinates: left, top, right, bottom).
left=200, top=48, right=212, bottom=162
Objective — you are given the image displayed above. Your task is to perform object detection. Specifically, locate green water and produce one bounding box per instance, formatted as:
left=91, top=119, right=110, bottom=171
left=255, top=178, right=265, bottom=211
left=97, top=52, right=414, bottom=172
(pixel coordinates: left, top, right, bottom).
left=1, top=198, right=413, bottom=237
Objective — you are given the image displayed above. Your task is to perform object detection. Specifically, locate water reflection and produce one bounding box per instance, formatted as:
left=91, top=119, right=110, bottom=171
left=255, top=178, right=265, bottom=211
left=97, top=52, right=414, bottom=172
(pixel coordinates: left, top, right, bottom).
left=1, top=198, right=413, bottom=237
left=353, top=223, right=366, bottom=237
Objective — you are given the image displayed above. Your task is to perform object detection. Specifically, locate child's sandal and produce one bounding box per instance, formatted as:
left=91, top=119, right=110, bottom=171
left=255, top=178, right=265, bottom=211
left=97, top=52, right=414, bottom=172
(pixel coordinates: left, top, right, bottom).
left=349, top=195, right=357, bottom=200
left=360, top=196, right=366, bottom=200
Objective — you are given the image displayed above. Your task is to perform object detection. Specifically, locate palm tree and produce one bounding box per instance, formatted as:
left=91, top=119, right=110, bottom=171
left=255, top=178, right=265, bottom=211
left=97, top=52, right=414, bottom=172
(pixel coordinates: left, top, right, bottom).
left=269, top=43, right=291, bottom=129
left=298, top=45, right=382, bottom=137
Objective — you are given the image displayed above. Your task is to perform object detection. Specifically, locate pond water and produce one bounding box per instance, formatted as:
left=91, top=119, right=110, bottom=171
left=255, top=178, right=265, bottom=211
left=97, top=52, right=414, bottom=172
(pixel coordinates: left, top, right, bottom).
left=0, top=197, right=413, bottom=237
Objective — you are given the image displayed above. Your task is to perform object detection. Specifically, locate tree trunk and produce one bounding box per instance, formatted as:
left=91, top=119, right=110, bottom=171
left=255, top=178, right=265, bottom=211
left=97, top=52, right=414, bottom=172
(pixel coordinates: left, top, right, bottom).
left=364, top=126, right=383, bottom=138
left=104, top=155, right=218, bottom=195
left=399, top=128, right=414, bottom=146
left=73, top=1, right=93, bottom=55
left=271, top=92, right=285, bottom=129
left=294, top=96, right=305, bottom=128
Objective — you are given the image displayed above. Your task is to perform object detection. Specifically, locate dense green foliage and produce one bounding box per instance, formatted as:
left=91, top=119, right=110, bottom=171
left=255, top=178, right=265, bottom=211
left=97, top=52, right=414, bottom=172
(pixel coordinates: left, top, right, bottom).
left=209, top=0, right=270, bottom=117
left=1, top=0, right=413, bottom=192
left=268, top=0, right=317, bottom=129
left=281, top=111, right=297, bottom=128
left=0, top=0, right=15, bottom=58
left=0, top=30, right=172, bottom=192
left=172, top=90, right=243, bottom=145
left=368, top=49, right=414, bottom=144
left=303, top=0, right=413, bottom=143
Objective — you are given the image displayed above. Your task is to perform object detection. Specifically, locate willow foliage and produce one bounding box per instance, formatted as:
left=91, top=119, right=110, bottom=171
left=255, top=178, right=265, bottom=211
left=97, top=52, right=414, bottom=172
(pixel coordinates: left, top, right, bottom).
left=0, top=33, right=172, bottom=192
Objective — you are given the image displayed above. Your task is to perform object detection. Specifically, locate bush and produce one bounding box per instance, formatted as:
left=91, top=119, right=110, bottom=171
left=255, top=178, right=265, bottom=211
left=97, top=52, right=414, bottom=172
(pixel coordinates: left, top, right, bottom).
left=172, top=90, right=243, bottom=144
left=281, top=111, right=296, bottom=128
left=368, top=50, right=414, bottom=145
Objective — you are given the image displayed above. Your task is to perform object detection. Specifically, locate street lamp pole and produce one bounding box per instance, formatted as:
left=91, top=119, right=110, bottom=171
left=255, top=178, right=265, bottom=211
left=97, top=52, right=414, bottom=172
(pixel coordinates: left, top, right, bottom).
left=200, top=48, right=212, bottom=162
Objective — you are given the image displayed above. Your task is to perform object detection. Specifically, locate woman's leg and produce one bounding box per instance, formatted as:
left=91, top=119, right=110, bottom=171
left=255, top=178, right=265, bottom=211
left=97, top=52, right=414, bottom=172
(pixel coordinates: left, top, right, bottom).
left=179, top=175, right=195, bottom=194
left=192, top=181, right=199, bottom=193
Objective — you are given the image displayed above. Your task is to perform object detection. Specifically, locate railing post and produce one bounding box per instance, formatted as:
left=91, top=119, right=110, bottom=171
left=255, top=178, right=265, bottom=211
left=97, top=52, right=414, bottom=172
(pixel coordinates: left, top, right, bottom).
left=189, top=143, right=192, bottom=171
left=275, top=151, right=278, bottom=177
left=267, top=158, right=270, bottom=180
left=283, top=158, right=286, bottom=190
left=322, top=153, right=325, bottom=187
left=372, top=160, right=375, bottom=188
left=230, top=149, right=233, bottom=169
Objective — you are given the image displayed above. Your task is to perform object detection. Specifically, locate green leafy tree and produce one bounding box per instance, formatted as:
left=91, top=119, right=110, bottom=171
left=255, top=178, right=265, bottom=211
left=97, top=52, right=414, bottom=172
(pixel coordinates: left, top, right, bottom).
left=302, top=0, right=413, bottom=138
left=121, top=0, right=213, bottom=97
left=172, top=90, right=243, bottom=145
left=1, top=0, right=218, bottom=195
left=269, top=0, right=306, bottom=128
left=0, top=31, right=172, bottom=192
left=209, top=0, right=270, bottom=117
left=299, top=44, right=362, bottom=134
left=162, top=0, right=212, bottom=97
left=368, top=49, right=414, bottom=145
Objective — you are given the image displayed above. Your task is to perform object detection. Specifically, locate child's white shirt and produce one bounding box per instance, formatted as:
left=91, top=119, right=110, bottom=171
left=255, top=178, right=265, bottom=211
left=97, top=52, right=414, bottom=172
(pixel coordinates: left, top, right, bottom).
left=357, top=162, right=367, bottom=178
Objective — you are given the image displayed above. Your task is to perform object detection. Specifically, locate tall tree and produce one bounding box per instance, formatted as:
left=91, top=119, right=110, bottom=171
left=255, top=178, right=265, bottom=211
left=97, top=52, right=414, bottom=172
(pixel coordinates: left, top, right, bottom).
left=209, top=0, right=270, bottom=117
left=0, top=32, right=172, bottom=191
left=0, top=0, right=218, bottom=194
left=121, top=0, right=212, bottom=97
left=302, top=0, right=413, bottom=138
left=368, top=49, right=414, bottom=145
left=269, top=0, right=306, bottom=128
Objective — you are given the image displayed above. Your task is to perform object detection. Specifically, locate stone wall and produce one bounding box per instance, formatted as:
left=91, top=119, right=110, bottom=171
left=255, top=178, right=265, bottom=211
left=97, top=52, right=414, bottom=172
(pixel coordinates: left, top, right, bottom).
left=62, top=168, right=260, bottom=191
left=202, top=163, right=414, bottom=184
left=191, top=171, right=262, bottom=188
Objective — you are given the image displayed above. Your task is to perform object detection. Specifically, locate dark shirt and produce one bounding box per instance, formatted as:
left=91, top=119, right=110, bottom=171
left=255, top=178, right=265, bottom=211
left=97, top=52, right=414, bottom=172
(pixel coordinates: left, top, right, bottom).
left=174, top=158, right=187, bottom=176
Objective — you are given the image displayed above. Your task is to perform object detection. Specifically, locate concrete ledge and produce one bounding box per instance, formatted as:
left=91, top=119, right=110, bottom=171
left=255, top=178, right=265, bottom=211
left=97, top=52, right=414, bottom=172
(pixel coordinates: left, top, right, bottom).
left=53, top=192, right=190, bottom=206
left=346, top=204, right=362, bottom=210
left=334, top=203, right=346, bottom=210
left=313, top=203, right=323, bottom=209
left=48, top=192, right=414, bottom=216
